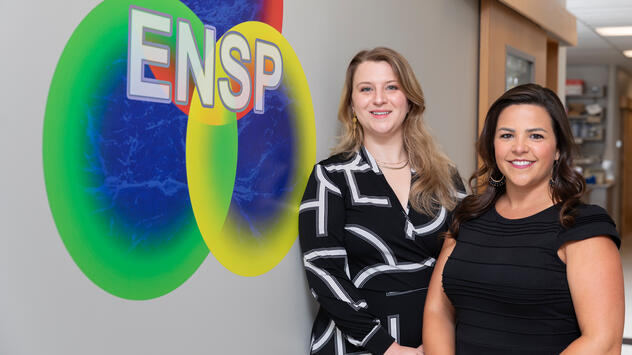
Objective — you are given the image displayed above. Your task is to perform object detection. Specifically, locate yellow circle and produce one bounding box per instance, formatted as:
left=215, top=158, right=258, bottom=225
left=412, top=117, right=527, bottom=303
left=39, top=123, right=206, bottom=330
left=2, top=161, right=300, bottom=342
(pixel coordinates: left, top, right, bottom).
left=188, top=21, right=315, bottom=276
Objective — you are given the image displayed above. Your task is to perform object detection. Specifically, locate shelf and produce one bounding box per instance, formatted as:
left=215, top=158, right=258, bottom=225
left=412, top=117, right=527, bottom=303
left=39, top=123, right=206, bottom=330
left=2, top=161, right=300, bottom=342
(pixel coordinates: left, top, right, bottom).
left=583, top=137, right=603, bottom=141
left=574, top=137, right=604, bottom=144
left=586, top=182, right=614, bottom=189
left=574, top=156, right=601, bottom=165
left=568, top=114, right=603, bottom=123
left=566, top=93, right=605, bottom=99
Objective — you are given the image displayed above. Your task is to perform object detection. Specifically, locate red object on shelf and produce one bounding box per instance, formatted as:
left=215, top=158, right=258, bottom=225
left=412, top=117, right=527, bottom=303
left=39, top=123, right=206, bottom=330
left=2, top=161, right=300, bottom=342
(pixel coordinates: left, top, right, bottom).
left=566, top=79, right=585, bottom=95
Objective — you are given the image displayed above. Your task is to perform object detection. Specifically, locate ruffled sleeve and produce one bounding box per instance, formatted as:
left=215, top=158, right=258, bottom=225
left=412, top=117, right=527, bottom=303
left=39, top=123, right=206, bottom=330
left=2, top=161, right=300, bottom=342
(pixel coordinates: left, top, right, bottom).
left=555, top=204, right=620, bottom=250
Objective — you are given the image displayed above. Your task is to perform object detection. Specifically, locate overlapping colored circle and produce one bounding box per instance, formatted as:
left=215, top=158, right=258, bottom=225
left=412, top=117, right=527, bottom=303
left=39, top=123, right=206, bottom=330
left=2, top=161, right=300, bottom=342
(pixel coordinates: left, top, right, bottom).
left=187, top=21, right=315, bottom=276
left=43, top=0, right=314, bottom=299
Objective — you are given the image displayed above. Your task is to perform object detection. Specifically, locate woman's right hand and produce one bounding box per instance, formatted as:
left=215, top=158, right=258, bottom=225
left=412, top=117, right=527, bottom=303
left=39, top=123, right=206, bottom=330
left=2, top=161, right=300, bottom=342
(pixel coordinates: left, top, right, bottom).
left=384, top=342, right=424, bottom=355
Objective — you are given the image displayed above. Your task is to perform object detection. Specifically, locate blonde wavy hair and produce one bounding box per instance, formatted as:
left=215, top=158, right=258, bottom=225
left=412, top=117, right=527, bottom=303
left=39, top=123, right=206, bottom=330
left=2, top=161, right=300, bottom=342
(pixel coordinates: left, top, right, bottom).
left=332, top=47, right=458, bottom=216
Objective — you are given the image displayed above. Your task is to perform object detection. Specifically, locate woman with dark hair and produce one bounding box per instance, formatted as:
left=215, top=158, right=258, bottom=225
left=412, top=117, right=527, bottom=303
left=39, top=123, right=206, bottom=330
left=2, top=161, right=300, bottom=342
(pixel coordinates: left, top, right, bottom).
left=423, top=83, right=623, bottom=354
left=299, top=47, right=465, bottom=354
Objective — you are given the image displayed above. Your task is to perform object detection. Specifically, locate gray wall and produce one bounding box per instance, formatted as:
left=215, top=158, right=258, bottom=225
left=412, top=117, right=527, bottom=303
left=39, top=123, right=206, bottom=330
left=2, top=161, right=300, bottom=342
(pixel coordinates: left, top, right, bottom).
left=284, top=0, right=479, bottom=177
left=0, top=1, right=479, bottom=354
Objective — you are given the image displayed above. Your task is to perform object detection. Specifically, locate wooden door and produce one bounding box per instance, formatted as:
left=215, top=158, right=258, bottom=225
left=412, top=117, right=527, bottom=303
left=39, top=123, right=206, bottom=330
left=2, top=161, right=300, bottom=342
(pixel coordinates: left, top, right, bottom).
left=478, top=0, right=549, bottom=135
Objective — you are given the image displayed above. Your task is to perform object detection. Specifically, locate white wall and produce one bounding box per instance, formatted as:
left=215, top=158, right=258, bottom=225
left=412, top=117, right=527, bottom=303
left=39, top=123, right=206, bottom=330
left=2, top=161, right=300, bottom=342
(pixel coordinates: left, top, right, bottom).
left=558, top=47, right=568, bottom=103
left=0, top=1, right=479, bottom=354
left=557, top=0, right=567, bottom=103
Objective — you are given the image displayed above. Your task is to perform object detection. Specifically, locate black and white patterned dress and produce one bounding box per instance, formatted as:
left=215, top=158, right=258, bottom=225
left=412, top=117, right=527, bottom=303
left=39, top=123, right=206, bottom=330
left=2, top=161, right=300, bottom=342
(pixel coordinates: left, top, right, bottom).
left=299, top=147, right=465, bottom=354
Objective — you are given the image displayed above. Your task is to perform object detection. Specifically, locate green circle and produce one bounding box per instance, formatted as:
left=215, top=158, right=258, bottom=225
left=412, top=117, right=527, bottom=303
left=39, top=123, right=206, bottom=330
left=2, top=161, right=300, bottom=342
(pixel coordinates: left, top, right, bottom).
left=43, top=0, right=221, bottom=299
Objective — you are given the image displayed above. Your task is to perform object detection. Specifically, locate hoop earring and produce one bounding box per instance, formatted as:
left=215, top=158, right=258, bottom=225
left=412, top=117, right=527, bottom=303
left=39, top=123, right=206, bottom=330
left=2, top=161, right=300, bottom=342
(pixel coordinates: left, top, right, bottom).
left=488, top=171, right=505, bottom=188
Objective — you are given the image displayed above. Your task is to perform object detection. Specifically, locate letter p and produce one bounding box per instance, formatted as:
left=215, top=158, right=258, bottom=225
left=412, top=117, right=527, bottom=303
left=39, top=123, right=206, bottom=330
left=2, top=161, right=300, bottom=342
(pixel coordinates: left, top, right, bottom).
left=253, top=39, right=282, bottom=114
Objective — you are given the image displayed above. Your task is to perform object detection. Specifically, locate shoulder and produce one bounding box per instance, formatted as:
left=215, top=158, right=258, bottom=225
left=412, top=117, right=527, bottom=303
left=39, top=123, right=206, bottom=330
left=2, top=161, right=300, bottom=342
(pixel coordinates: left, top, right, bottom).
left=459, top=205, right=495, bottom=226
left=572, top=203, right=614, bottom=223
left=558, top=203, right=620, bottom=249
left=449, top=205, right=495, bottom=241
left=317, top=152, right=354, bottom=167
left=303, top=153, right=354, bottom=178
left=305, top=152, right=358, bottom=189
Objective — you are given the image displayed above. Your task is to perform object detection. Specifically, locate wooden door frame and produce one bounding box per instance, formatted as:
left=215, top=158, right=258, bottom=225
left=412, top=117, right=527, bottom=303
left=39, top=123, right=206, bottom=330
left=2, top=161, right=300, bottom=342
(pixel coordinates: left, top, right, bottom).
left=477, top=0, right=577, bottom=181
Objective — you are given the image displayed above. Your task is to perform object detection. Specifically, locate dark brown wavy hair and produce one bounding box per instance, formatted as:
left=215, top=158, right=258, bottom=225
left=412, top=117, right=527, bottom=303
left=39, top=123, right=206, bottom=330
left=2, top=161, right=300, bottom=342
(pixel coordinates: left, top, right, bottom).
left=447, top=83, right=585, bottom=238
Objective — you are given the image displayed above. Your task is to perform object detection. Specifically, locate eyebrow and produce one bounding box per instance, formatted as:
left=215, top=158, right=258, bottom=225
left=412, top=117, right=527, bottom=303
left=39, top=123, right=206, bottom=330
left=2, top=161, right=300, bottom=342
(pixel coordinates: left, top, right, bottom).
left=497, top=127, right=549, bottom=133
left=355, top=80, right=399, bottom=87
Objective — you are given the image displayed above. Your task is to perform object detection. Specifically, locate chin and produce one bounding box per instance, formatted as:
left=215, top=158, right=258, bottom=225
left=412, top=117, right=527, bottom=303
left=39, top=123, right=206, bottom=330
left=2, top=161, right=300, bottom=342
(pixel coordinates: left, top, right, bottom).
left=369, top=127, right=397, bottom=137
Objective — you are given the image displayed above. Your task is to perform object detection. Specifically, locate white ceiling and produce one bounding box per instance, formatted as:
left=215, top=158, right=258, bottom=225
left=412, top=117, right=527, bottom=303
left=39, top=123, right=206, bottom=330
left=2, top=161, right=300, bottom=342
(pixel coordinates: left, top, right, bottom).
left=566, top=0, right=632, bottom=73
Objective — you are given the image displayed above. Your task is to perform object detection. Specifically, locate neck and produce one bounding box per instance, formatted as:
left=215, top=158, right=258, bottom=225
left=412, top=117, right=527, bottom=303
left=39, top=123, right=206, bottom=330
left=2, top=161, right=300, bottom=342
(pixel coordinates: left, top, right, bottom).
left=500, top=181, right=554, bottom=212
left=363, top=134, right=407, bottom=163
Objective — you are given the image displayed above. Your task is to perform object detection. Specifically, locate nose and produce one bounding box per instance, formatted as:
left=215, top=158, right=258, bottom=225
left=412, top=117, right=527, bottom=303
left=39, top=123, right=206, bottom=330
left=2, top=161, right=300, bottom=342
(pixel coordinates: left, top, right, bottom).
left=512, top=136, right=529, bottom=154
left=373, top=88, right=386, bottom=105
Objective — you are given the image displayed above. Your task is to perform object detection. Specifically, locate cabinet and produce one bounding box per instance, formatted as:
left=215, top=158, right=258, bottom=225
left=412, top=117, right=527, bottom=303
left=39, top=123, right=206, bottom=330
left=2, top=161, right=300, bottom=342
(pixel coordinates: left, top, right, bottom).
left=565, top=88, right=607, bottom=183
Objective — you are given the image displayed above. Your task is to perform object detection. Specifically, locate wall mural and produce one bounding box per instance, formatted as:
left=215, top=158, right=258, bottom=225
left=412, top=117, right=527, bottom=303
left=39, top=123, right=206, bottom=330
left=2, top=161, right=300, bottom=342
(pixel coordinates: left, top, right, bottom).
left=43, top=0, right=315, bottom=300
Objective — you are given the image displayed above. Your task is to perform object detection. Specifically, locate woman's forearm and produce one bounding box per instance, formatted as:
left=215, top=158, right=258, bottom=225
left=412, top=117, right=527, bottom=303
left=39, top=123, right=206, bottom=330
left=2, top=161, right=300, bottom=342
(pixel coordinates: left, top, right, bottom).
left=561, top=334, right=621, bottom=355
left=422, top=309, right=455, bottom=355
left=422, top=238, right=457, bottom=355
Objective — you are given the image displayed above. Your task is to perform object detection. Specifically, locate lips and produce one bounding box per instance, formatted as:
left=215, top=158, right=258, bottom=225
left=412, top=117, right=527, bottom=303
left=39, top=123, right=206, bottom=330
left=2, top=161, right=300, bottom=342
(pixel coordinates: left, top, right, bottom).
left=509, top=160, right=534, bottom=169
left=370, top=110, right=391, bottom=118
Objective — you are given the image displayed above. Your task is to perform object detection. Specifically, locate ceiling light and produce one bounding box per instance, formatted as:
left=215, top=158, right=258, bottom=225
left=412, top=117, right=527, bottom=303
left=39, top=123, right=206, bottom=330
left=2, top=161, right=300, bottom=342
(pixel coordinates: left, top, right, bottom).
left=624, top=50, right=632, bottom=58
left=596, top=26, right=632, bottom=36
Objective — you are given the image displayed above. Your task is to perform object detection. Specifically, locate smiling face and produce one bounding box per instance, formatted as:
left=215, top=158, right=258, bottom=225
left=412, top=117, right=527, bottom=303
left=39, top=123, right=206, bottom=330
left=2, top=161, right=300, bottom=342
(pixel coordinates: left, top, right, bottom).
left=494, top=104, right=560, bottom=192
left=351, top=61, right=409, bottom=144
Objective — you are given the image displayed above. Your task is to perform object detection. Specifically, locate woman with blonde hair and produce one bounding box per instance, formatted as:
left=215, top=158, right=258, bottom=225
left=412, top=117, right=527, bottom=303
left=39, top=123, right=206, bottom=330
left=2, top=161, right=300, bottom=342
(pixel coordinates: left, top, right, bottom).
left=299, top=47, right=465, bottom=354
